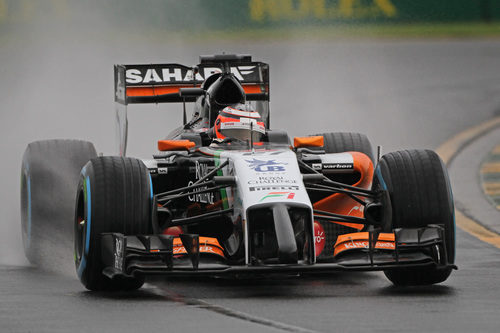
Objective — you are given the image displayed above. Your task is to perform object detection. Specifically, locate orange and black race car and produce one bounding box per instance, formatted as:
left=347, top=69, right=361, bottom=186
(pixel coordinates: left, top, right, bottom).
left=20, top=54, right=456, bottom=291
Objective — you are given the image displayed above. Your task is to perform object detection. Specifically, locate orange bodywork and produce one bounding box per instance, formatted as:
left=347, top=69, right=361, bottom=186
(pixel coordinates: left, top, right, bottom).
left=242, top=85, right=266, bottom=94
left=158, top=140, right=196, bottom=151
left=127, top=85, right=196, bottom=97
left=334, top=232, right=395, bottom=257
left=126, top=84, right=265, bottom=97
left=313, top=152, right=374, bottom=230
left=293, top=136, right=324, bottom=148
left=172, top=237, right=225, bottom=258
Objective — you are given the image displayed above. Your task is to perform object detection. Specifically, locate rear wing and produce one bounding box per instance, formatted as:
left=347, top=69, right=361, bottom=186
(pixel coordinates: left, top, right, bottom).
left=114, top=54, right=270, bottom=156
left=114, top=61, right=269, bottom=105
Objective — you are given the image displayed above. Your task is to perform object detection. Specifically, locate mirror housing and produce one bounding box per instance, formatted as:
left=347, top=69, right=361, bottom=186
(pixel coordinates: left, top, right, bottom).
left=179, top=88, right=205, bottom=97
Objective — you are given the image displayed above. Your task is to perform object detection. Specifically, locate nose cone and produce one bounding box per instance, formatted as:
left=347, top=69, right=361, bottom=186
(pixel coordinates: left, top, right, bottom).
left=272, top=204, right=298, bottom=264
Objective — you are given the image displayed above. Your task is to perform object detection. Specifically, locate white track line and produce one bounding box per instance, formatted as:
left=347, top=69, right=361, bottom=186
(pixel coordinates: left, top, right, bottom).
left=436, top=115, right=500, bottom=248
left=147, top=284, right=320, bottom=333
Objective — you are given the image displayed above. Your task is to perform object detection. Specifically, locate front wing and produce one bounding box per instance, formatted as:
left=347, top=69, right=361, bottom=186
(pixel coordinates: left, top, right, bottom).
left=100, top=226, right=456, bottom=279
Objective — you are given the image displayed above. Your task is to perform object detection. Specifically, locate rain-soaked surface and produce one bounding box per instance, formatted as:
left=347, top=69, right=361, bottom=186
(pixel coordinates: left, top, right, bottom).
left=2, top=4, right=500, bottom=332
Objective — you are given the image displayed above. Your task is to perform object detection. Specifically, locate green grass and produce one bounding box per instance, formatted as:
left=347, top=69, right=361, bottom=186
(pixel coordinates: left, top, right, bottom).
left=189, top=22, right=500, bottom=41
left=3, top=21, right=500, bottom=45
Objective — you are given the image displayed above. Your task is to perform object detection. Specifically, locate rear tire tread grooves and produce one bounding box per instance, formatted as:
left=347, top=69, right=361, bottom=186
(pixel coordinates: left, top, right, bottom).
left=315, top=132, right=374, bottom=162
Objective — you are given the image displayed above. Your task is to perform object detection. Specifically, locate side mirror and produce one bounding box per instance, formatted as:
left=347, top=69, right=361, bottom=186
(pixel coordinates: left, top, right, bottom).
left=302, top=174, right=324, bottom=184
left=213, top=176, right=236, bottom=186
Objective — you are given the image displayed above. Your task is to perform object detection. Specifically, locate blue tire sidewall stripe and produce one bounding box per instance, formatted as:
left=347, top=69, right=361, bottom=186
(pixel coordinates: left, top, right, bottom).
left=27, top=175, right=32, bottom=248
left=23, top=163, right=32, bottom=250
left=77, top=175, right=91, bottom=278
left=85, top=176, right=92, bottom=255
left=149, top=173, right=153, bottom=200
left=374, top=165, right=387, bottom=190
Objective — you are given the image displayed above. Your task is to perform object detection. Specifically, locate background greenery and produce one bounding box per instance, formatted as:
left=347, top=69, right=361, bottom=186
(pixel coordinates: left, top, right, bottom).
left=1, top=0, right=500, bottom=38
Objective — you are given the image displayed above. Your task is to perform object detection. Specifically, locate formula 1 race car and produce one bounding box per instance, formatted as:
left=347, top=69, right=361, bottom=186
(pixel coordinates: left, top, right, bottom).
left=20, top=54, right=456, bottom=291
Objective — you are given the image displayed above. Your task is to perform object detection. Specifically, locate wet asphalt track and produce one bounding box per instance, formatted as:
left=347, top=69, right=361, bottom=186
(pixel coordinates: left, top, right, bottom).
left=2, top=31, right=500, bottom=332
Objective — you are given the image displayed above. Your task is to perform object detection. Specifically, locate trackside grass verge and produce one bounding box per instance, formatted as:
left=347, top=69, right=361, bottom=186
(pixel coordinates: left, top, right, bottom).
left=4, top=22, right=500, bottom=45
left=176, top=22, right=500, bottom=42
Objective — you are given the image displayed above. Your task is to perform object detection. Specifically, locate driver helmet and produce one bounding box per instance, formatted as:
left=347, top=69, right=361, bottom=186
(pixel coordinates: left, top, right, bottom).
left=214, top=104, right=266, bottom=142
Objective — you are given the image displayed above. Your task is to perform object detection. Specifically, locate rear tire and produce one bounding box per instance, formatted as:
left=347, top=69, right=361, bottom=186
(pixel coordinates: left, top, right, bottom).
left=374, top=150, right=455, bottom=286
left=20, top=140, right=97, bottom=265
left=75, top=156, right=153, bottom=291
left=316, top=132, right=374, bottom=163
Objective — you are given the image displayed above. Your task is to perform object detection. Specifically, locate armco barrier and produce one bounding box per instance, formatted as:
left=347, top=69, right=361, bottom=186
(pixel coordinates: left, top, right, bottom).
left=0, top=0, right=499, bottom=30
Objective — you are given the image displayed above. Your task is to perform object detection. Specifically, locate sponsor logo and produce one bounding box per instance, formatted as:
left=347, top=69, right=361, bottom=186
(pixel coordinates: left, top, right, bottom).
left=220, top=120, right=266, bottom=133
left=158, top=167, right=168, bottom=174
left=342, top=241, right=395, bottom=250
left=174, top=245, right=221, bottom=255
left=312, top=163, right=322, bottom=170
left=249, top=185, right=299, bottom=192
left=314, top=222, right=326, bottom=256
left=246, top=159, right=287, bottom=172
left=322, top=163, right=354, bottom=170
left=249, top=0, right=397, bottom=22
left=259, top=191, right=295, bottom=202
left=125, top=65, right=257, bottom=84
left=347, top=205, right=361, bottom=215
left=187, top=161, right=214, bottom=204
left=114, top=237, right=124, bottom=271
left=247, top=176, right=297, bottom=185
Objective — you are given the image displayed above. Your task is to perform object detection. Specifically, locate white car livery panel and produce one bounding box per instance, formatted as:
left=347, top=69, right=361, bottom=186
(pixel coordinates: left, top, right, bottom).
left=218, top=148, right=315, bottom=264
left=219, top=149, right=313, bottom=212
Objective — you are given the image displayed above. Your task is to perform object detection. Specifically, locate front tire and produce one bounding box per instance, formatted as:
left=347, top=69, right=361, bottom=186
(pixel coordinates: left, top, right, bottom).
left=374, top=150, right=455, bottom=286
left=75, top=156, right=153, bottom=291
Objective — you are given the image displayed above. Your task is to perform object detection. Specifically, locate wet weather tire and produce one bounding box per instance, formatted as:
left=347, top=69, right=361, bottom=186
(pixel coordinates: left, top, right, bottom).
left=374, top=150, right=455, bottom=286
left=20, top=140, right=97, bottom=265
left=75, top=156, right=152, bottom=291
left=316, top=132, right=374, bottom=163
